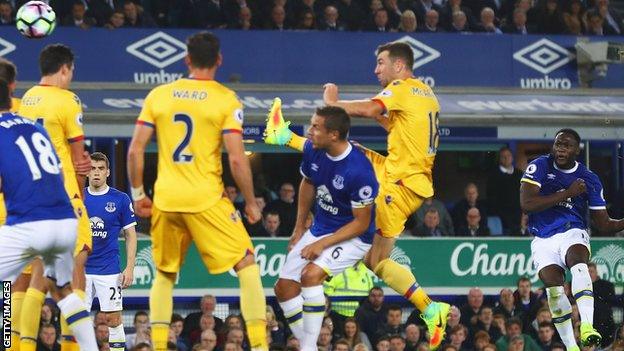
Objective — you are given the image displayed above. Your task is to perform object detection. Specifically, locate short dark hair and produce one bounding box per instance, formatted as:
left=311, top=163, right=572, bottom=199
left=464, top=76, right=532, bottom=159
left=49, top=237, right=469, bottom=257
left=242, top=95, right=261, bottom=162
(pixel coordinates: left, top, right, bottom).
left=388, top=304, right=402, bottom=313
left=425, top=207, right=439, bottom=215
left=505, top=317, right=523, bottom=329
left=333, top=339, right=351, bottom=348
left=538, top=321, right=554, bottom=329
left=517, top=276, right=531, bottom=286
left=264, top=211, right=280, bottom=219
left=370, top=286, right=383, bottom=294
left=315, top=106, right=350, bottom=140
left=555, top=128, right=581, bottom=145
left=133, top=310, right=148, bottom=324
left=40, top=44, right=74, bottom=76
left=171, top=313, right=184, bottom=323
left=499, top=146, right=511, bottom=153
left=0, top=79, right=11, bottom=111
left=186, top=32, right=220, bottom=69
left=0, top=58, right=16, bottom=84
left=90, top=152, right=109, bottom=169
left=389, top=334, right=405, bottom=342
left=377, top=42, right=414, bottom=70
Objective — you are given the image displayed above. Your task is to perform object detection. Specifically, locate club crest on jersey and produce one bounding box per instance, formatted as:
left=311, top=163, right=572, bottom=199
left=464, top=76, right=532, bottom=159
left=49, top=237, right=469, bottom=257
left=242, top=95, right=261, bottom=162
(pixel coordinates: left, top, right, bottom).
left=332, top=175, right=344, bottom=189
left=105, top=202, right=117, bottom=213
left=385, top=195, right=393, bottom=204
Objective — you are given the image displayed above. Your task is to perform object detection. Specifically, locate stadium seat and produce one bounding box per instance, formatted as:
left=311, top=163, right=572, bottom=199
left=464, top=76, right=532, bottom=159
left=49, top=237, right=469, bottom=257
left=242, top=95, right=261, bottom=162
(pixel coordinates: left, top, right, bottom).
left=487, top=216, right=503, bottom=236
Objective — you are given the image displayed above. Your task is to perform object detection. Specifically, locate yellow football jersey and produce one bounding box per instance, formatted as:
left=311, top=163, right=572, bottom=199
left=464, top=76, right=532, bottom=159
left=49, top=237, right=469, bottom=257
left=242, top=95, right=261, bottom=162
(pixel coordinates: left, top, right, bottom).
left=137, top=78, right=244, bottom=213
left=371, top=78, right=440, bottom=198
left=18, top=85, right=84, bottom=201
left=0, top=97, right=21, bottom=225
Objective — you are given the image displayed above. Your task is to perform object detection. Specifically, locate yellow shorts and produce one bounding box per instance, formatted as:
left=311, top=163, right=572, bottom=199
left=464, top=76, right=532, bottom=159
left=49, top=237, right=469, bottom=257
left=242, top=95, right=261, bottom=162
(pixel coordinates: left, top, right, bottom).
left=150, top=197, right=254, bottom=275
left=364, top=148, right=425, bottom=238
left=72, top=198, right=92, bottom=256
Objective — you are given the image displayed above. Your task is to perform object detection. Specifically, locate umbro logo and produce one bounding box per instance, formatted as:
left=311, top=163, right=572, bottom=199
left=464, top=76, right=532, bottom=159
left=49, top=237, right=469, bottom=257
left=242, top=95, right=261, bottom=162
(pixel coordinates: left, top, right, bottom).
left=385, top=36, right=441, bottom=70
left=513, top=38, right=573, bottom=75
left=126, top=31, right=187, bottom=69
left=311, top=163, right=319, bottom=172
left=547, top=173, right=556, bottom=180
left=0, top=37, right=15, bottom=57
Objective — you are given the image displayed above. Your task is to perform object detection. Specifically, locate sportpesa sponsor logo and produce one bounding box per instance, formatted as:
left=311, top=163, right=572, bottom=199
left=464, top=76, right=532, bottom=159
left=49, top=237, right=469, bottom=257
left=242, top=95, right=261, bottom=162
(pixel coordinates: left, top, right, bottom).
left=126, top=31, right=186, bottom=84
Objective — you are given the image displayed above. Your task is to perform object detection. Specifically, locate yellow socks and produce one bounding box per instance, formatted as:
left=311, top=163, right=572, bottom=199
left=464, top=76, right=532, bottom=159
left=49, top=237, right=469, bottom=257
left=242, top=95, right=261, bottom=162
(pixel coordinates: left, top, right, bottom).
left=20, top=288, right=44, bottom=351
left=150, top=271, right=175, bottom=351
left=238, top=264, right=268, bottom=350
left=374, top=259, right=432, bottom=312
left=8, top=291, right=24, bottom=351
left=287, top=133, right=306, bottom=152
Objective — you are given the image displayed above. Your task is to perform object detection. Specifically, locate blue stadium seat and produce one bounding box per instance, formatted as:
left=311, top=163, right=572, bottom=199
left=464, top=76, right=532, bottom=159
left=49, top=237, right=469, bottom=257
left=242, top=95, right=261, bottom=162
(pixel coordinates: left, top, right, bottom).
left=487, top=216, right=503, bottom=236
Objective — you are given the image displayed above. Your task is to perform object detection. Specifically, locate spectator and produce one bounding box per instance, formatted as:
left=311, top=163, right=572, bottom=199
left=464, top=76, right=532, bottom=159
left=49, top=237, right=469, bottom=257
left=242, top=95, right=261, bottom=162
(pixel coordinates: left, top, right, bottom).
left=449, top=10, right=471, bottom=31
left=199, top=329, right=217, bottom=351
left=548, top=343, right=564, bottom=351
left=132, top=343, right=152, bottom=351
left=267, top=305, right=286, bottom=345
left=593, top=0, right=623, bottom=34
left=376, top=305, right=405, bottom=342
left=318, top=326, right=333, bottom=350
left=476, top=7, right=502, bottom=33
left=62, top=1, right=97, bottom=28
left=513, top=277, right=540, bottom=331
left=503, top=8, right=529, bottom=33
left=296, top=8, right=316, bottom=28
left=183, top=295, right=224, bottom=341
left=420, top=9, right=443, bottom=31
left=366, top=8, right=393, bottom=31
left=390, top=335, right=407, bottom=351
left=472, top=306, right=502, bottom=342
left=460, top=288, right=484, bottom=327
left=334, top=338, right=351, bottom=351
left=333, top=0, right=365, bottom=30
left=317, top=5, right=346, bottom=31
left=191, top=315, right=216, bottom=346
left=535, top=0, right=566, bottom=34
left=354, top=343, right=370, bottom=351
left=323, top=315, right=342, bottom=343
left=265, top=5, right=290, bottom=29
left=36, top=323, right=60, bottom=351
left=398, top=9, right=418, bottom=32
left=324, top=261, right=374, bottom=323
left=528, top=308, right=552, bottom=341
left=104, top=10, right=125, bottom=29
left=376, top=336, right=391, bottom=351
left=171, top=314, right=190, bottom=351
left=447, top=325, right=469, bottom=351
left=267, top=182, right=297, bottom=235
left=481, top=344, right=496, bottom=351
left=404, top=324, right=422, bottom=351
left=256, top=211, right=281, bottom=237
left=223, top=342, right=242, bottom=351
left=412, top=197, right=454, bottom=236
left=343, top=318, right=373, bottom=350
left=472, top=330, right=491, bottom=351
left=0, top=1, right=14, bottom=25
left=225, top=327, right=247, bottom=350
left=413, top=0, right=442, bottom=26
left=451, top=183, right=488, bottom=232
left=95, top=322, right=110, bottom=350
left=83, top=0, right=115, bottom=26
left=126, top=311, right=150, bottom=349
left=495, top=318, right=541, bottom=351
left=40, top=302, right=61, bottom=339
left=285, top=334, right=300, bottom=349
left=535, top=322, right=556, bottom=351
left=413, top=208, right=450, bottom=236
left=355, top=287, right=389, bottom=345
left=457, top=208, right=490, bottom=237
left=383, top=0, right=403, bottom=28
left=440, top=0, right=476, bottom=30
left=491, top=315, right=506, bottom=338
left=493, top=289, right=523, bottom=321
left=94, top=310, right=108, bottom=326
left=227, top=6, right=255, bottom=29
left=123, top=0, right=156, bottom=27
left=586, top=9, right=606, bottom=34
left=562, top=0, right=585, bottom=34
left=225, top=185, right=240, bottom=204
left=588, top=262, right=616, bottom=345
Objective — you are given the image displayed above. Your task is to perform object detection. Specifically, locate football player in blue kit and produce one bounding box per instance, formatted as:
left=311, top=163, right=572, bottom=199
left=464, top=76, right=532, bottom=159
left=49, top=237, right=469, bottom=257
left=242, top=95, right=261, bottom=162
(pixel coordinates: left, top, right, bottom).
left=520, top=128, right=624, bottom=351
left=84, top=152, right=137, bottom=351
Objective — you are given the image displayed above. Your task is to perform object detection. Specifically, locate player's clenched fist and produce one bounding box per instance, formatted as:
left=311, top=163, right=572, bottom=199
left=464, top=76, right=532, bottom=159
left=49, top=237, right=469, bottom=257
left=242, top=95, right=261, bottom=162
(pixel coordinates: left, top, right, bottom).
left=301, top=241, right=324, bottom=261
left=323, top=83, right=339, bottom=104
left=134, top=197, right=153, bottom=218
left=566, top=179, right=587, bottom=197
left=245, top=202, right=262, bottom=224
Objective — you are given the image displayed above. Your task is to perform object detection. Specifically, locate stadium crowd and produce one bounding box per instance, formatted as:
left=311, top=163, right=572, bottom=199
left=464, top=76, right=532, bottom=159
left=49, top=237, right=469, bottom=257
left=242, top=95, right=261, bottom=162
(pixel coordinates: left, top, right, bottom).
left=30, top=273, right=623, bottom=351
left=0, top=0, right=623, bottom=34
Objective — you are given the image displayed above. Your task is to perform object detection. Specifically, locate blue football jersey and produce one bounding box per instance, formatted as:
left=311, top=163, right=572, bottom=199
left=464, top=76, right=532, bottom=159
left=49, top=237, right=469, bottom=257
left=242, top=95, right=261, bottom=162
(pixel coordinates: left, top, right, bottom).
left=521, top=155, right=606, bottom=238
left=300, top=141, right=379, bottom=244
left=0, top=113, right=75, bottom=225
left=85, top=186, right=136, bottom=275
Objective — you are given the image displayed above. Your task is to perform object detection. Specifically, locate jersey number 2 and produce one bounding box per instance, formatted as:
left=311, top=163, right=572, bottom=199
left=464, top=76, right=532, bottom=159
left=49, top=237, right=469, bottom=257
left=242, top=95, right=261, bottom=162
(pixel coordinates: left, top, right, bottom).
left=173, top=114, right=194, bottom=163
left=15, top=132, right=61, bottom=180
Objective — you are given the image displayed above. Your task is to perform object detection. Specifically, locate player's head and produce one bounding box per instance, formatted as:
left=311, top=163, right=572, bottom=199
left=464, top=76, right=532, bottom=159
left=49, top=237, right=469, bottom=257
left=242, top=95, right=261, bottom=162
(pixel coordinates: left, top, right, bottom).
left=0, top=79, right=11, bottom=111
left=185, top=32, right=222, bottom=71
left=89, top=152, right=110, bottom=189
left=0, top=58, right=17, bottom=94
left=552, top=128, right=581, bottom=169
left=375, top=42, right=414, bottom=87
left=39, top=44, right=75, bottom=89
left=307, top=106, right=350, bottom=149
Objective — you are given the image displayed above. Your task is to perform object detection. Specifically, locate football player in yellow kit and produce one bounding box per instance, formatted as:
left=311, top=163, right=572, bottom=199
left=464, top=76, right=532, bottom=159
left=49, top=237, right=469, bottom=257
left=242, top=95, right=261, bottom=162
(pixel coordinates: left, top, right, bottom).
left=127, top=32, right=268, bottom=351
left=264, top=41, right=451, bottom=350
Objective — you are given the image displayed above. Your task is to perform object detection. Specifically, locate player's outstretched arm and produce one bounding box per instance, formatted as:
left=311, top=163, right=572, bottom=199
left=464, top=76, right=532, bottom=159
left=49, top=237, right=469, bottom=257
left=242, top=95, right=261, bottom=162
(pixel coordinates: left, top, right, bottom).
left=520, top=179, right=586, bottom=213
left=121, top=225, right=137, bottom=288
left=323, top=84, right=384, bottom=119
left=223, top=132, right=261, bottom=224
left=127, top=124, right=154, bottom=217
left=301, top=204, right=372, bottom=260
left=590, top=210, right=624, bottom=234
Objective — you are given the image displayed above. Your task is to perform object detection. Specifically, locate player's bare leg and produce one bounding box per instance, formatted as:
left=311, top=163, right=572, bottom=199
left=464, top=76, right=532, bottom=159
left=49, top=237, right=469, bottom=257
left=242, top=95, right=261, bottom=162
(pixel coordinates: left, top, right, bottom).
left=19, top=260, right=46, bottom=351
left=234, top=253, right=268, bottom=351
left=299, top=264, right=329, bottom=351
left=8, top=272, right=30, bottom=351
left=106, top=312, right=126, bottom=351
